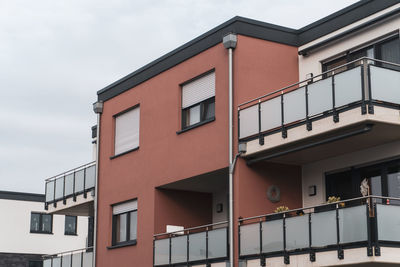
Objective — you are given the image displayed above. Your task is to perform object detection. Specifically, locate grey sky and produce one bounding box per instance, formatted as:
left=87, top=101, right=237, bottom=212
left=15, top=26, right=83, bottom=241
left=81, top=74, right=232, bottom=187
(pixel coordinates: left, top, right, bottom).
left=0, top=0, right=359, bottom=194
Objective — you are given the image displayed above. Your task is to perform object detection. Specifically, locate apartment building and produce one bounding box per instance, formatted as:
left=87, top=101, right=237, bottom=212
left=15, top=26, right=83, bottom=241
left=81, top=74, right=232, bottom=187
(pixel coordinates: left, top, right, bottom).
left=0, top=191, right=88, bottom=267
left=42, top=0, right=400, bottom=266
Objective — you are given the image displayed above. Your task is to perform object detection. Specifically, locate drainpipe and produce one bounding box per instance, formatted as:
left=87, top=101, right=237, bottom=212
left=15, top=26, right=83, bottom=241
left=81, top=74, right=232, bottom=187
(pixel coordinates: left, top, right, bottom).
left=223, top=33, right=237, bottom=267
left=93, top=101, right=103, bottom=267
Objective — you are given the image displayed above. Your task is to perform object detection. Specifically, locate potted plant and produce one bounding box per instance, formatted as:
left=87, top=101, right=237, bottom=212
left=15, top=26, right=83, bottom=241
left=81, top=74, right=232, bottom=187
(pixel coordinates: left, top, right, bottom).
left=266, top=206, right=289, bottom=221
left=315, top=196, right=344, bottom=213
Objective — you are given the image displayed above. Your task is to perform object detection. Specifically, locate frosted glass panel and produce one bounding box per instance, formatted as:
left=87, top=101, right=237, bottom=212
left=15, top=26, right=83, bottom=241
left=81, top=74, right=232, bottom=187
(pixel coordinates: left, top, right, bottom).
left=208, top=228, right=227, bottom=259
left=55, top=177, right=64, bottom=200
left=62, top=255, right=72, bottom=267
left=311, top=210, right=336, bottom=247
left=154, top=239, right=170, bottom=266
left=171, top=236, right=187, bottom=264
left=46, top=181, right=55, bottom=202
left=339, top=205, right=367, bottom=244
left=189, top=232, right=206, bottom=261
left=85, top=165, right=96, bottom=189
left=308, top=78, right=333, bottom=116
left=262, top=219, right=283, bottom=253
left=82, top=251, right=93, bottom=267
left=72, top=253, right=82, bottom=267
left=370, top=65, right=400, bottom=104
left=334, top=66, right=362, bottom=107
left=283, top=87, right=306, bottom=124
left=286, top=215, right=309, bottom=250
left=240, top=223, right=260, bottom=256
left=64, top=174, right=74, bottom=196
left=261, top=97, right=281, bottom=131
left=377, top=204, right=400, bottom=241
left=53, top=258, right=61, bottom=267
left=239, top=105, right=259, bottom=139
left=75, top=169, right=84, bottom=193
left=43, top=259, right=52, bottom=267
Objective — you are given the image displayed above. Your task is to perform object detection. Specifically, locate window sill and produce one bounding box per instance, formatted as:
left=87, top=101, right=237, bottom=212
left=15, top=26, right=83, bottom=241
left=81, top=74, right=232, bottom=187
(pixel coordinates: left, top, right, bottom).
left=107, top=240, right=137, bottom=249
left=64, top=233, right=78, bottom=236
left=110, top=147, right=139, bottom=160
left=30, top=231, right=53, bottom=235
left=176, top=117, right=215, bottom=135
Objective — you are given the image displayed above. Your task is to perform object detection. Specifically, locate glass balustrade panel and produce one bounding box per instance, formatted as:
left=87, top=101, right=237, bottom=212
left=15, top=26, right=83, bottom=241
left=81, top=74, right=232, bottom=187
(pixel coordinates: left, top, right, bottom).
left=171, top=235, right=187, bottom=264
left=286, top=215, right=309, bottom=250
left=75, top=169, right=85, bottom=193
left=339, top=205, right=367, bottom=244
left=370, top=65, right=400, bottom=104
left=208, top=228, right=227, bottom=259
left=72, top=252, right=82, bottom=267
left=188, top=232, right=206, bottom=262
left=43, top=259, right=52, bottom=267
left=283, top=87, right=306, bottom=124
left=62, top=255, right=72, bottom=267
left=239, top=105, right=259, bottom=139
left=377, top=204, right=400, bottom=242
left=260, top=96, right=281, bottom=132
left=308, top=78, right=333, bottom=117
left=82, top=251, right=93, bottom=267
left=240, top=223, right=259, bottom=256
left=311, top=210, right=336, bottom=247
left=46, top=181, right=55, bottom=202
left=55, top=177, right=64, bottom=200
left=52, top=258, right=61, bottom=267
left=334, top=66, right=362, bottom=107
left=261, top=219, right=283, bottom=253
left=85, top=165, right=96, bottom=190
left=64, top=174, right=74, bottom=197
left=154, top=239, right=170, bottom=266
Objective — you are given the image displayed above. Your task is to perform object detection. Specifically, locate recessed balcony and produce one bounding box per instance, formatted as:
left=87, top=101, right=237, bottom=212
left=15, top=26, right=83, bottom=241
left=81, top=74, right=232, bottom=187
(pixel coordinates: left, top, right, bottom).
left=43, top=247, right=93, bottom=267
left=238, top=58, right=400, bottom=165
left=45, top=162, right=96, bottom=216
left=239, top=196, right=400, bottom=267
left=153, top=222, right=229, bottom=267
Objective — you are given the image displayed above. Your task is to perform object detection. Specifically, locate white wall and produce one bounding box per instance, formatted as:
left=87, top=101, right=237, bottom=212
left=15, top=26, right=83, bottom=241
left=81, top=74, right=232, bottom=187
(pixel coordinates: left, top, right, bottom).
left=298, top=4, right=400, bottom=81
left=302, top=141, right=400, bottom=208
left=0, top=198, right=88, bottom=255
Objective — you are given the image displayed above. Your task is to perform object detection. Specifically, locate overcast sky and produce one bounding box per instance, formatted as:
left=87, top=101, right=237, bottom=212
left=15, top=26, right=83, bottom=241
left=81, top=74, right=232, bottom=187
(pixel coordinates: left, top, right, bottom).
left=0, top=0, right=359, bottom=194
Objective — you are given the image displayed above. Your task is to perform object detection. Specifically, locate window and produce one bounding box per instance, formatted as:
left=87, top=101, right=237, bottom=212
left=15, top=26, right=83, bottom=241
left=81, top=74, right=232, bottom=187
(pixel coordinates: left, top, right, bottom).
left=322, top=36, right=400, bottom=76
left=112, top=199, right=138, bottom=247
left=181, top=71, right=215, bottom=129
left=30, top=213, right=52, bottom=234
left=114, top=105, right=140, bottom=156
left=64, top=215, right=77, bottom=235
left=29, top=261, right=43, bottom=267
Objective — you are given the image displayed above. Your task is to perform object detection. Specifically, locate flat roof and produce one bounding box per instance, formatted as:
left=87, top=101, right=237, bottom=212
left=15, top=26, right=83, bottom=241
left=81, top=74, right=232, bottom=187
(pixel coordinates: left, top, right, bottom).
left=0, top=190, right=45, bottom=203
left=97, top=0, right=399, bottom=102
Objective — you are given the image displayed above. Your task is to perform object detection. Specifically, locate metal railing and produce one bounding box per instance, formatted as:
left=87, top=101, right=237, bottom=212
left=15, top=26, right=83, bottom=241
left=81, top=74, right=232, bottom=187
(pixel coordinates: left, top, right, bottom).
left=238, top=58, right=400, bottom=142
left=43, top=247, right=93, bottom=267
left=45, top=162, right=96, bottom=207
left=153, top=221, right=229, bottom=266
left=239, top=196, right=400, bottom=264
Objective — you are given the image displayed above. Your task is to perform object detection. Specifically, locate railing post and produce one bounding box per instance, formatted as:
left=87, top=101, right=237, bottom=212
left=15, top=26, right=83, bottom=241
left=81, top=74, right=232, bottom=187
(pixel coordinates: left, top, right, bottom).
left=81, top=252, right=83, bottom=267
left=44, top=181, right=48, bottom=210
left=281, top=92, right=287, bottom=138
left=63, top=176, right=66, bottom=205
left=336, top=204, right=344, bottom=259
left=73, top=171, right=77, bottom=202
left=186, top=231, right=189, bottom=266
left=367, top=61, right=374, bottom=114
left=206, top=227, right=210, bottom=267
left=258, top=100, right=264, bottom=145
left=374, top=202, right=381, bottom=256
left=259, top=220, right=265, bottom=266
left=366, top=202, right=373, bottom=256
left=169, top=235, right=172, bottom=267
left=53, top=180, right=57, bottom=208
left=237, top=107, right=241, bottom=142
left=305, top=85, right=312, bottom=131
left=360, top=61, right=367, bottom=114
left=332, top=75, right=339, bottom=123
left=309, top=213, right=315, bottom=262
left=83, top=167, right=87, bottom=199
left=283, top=213, right=289, bottom=264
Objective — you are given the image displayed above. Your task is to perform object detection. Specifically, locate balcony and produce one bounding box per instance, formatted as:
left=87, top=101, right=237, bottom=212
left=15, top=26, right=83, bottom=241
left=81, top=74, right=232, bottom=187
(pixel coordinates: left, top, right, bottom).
left=45, top=162, right=96, bottom=216
left=238, top=58, right=400, bottom=165
left=43, top=247, right=93, bottom=267
left=239, top=196, right=400, bottom=266
left=153, top=222, right=229, bottom=267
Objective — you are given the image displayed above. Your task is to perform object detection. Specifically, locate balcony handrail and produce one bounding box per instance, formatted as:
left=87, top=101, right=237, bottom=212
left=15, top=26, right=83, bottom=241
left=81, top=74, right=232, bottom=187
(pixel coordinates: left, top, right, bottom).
left=238, top=57, right=400, bottom=109
left=45, top=161, right=96, bottom=182
left=153, top=220, right=228, bottom=238
left=239, top=195, right=400, bottom=223
left=42, top=246, right=93, bottom=259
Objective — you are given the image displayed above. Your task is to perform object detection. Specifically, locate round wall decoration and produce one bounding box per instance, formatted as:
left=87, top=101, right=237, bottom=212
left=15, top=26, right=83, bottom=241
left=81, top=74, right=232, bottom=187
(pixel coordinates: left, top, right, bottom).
left=267, top=185, right=281, bottom=203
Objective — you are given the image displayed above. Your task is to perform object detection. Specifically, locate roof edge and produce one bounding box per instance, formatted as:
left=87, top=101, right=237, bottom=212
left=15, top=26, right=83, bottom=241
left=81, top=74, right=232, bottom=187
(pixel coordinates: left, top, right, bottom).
left=0, top=190, right=45, bottom=203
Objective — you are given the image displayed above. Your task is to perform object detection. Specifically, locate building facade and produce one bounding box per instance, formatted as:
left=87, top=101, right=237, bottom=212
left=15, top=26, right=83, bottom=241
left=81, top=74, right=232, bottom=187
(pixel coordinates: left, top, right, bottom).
left=0, top=191, right=88, bottom=267
left=43, top=0, right=400, bottom=266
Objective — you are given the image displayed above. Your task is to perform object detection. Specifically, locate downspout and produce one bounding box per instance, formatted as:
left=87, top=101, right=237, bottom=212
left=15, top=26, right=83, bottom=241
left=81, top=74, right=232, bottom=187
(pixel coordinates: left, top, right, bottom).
left=223, top=33, right=237, bottom=267
left=93, top=101, right=103, bottom=267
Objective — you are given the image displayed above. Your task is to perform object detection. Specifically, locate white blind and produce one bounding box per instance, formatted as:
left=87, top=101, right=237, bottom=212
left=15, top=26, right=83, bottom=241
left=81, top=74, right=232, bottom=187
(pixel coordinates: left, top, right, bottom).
left=115, top=107, right=140, bottom=155
left=113, top=199, right=137, bottom=215
left=182, top=71, right=215, bottom=108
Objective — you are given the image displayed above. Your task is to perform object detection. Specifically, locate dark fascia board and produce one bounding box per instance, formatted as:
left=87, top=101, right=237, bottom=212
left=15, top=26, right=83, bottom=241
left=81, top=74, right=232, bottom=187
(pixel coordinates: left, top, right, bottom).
left=97, top=0, right=399, bottom=102
left=297, top=0, right=400, bottom=44
left=97, top=17, right=298, bottom=102
left=0, top=191, right=45, bottom=202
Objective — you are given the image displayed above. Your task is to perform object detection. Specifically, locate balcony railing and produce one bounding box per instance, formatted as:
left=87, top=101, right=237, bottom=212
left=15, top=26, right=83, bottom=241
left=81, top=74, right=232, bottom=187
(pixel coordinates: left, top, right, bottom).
left=238, top=58, right=400, bottom=142
left=239, top=196, right=400, bottom=264
left=45, top=162, right=96, bottom=207
left=43, top=247, right=93, bottom=267
left=153, top=221, right=229, bottom=266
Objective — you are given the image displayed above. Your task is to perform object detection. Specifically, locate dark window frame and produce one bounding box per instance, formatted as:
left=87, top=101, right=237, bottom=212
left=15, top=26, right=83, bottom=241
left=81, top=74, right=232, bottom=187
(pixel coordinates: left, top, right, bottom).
left=29, top=260, right=43, bottom=267
left=111, top=209, right=138, bottom=247
left=181, top=96, right=215, bottom=130
left=30, top=212, right=53, bottom=234
left=322, top=35, right=400, bottom=76
left=64, top=215, right=78, bottom=235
